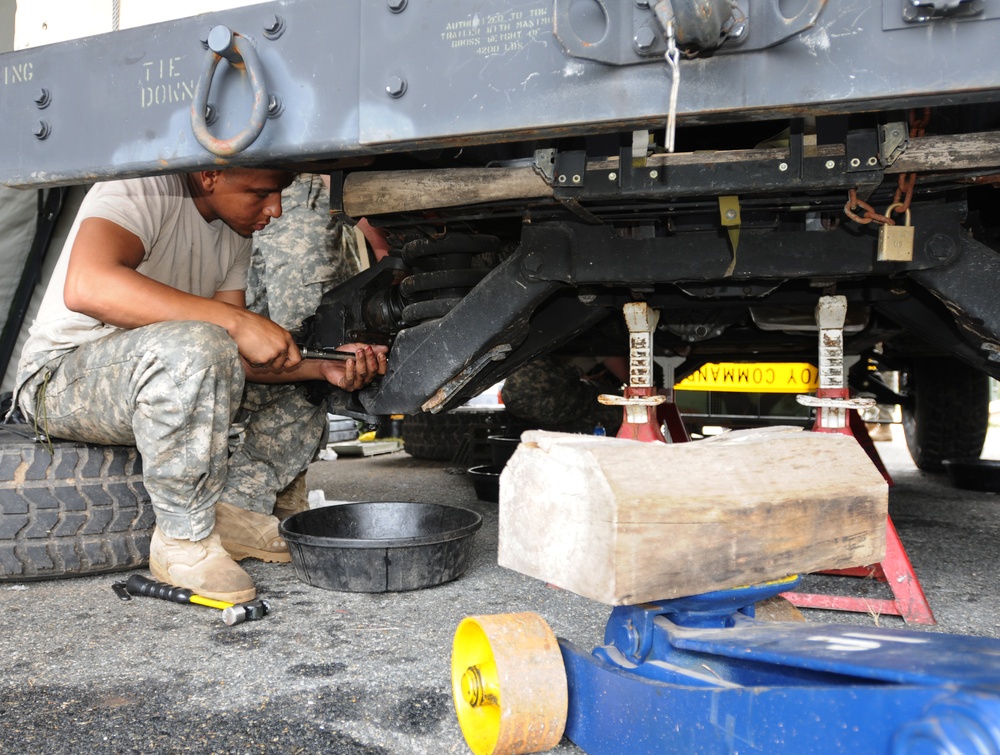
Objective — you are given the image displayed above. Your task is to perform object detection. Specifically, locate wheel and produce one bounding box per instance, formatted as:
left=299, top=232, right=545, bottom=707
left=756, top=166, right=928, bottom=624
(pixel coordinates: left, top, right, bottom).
left=0, top=425, right=154, bottom=581
left=901, top=357, right=990, bottom=472
left=893, top=693, right=1000, bottom=753
left=452, top=612, right=567, bottom=755
left=402, top=407, right=506, bottom=464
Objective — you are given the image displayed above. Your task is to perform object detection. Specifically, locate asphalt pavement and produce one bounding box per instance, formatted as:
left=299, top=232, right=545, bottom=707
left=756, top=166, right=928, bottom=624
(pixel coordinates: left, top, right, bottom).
left=1, top=425, right=998, bottom=754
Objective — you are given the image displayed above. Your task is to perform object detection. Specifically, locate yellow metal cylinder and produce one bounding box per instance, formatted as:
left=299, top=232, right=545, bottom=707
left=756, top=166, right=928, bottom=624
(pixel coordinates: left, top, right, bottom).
left=451, top=612, right=567, bottom=755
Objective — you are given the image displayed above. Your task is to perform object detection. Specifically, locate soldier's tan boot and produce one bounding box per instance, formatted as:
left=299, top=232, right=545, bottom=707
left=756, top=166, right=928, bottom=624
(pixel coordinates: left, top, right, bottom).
left=273, top=470, right=309, bottom=521
left=148, top=527, right=256, bottom=603
left=215, top=501, right=292, bottom=563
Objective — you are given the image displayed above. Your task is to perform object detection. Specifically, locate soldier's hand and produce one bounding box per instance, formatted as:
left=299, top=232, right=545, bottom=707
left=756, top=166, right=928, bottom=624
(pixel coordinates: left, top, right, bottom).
left=317, top=344, right=389, bottom=391
left=231, top=309, right=302, bottom=369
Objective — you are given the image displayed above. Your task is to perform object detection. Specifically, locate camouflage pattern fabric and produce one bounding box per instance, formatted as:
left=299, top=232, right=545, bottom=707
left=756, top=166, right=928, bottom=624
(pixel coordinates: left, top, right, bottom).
left=18, top=321, right=244, bottom=540
left=501, top=355, right=623, bottom=435
left=231, top=173, right=363, bottom=508
left=246, top=174, right=360, bottom=328
left=18, top=174, right=363, bottom=537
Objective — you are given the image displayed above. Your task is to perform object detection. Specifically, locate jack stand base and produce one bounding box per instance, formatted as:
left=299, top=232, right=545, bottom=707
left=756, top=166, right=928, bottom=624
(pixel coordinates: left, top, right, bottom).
left=788, top=402, right=935, bottom=624
left=781, top=515, right=936, bottom=624
left=612, top=388, right=689, bottom=443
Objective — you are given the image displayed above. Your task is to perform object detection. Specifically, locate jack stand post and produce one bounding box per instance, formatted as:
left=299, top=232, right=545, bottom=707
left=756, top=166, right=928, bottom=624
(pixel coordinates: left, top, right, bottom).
left=599, top=302, right=688, bottom=443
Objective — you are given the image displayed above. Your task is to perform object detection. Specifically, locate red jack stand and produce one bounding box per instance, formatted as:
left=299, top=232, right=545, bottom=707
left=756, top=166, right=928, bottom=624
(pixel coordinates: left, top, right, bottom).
left=782, top=295, right=936, bottom=625
left=599, top=303, right=688, bottom=443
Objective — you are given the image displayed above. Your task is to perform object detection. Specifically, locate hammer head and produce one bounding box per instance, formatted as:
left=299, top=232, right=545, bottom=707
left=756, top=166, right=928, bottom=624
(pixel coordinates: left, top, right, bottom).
left=222, top=599, right=271, bottom=626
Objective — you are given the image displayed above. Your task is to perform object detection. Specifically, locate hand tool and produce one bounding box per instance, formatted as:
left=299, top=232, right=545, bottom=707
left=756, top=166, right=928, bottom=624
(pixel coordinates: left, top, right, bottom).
left=123, top=574, right=271, bottom=626
left=297, top=347, right=353, bottom=361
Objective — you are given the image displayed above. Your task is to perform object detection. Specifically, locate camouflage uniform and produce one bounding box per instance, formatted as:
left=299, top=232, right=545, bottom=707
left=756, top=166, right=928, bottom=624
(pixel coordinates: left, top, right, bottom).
left=501, top=355, right=623, bottom=435
left=17, top=174, right=361, bottom=539
left=19, top=321, right=243, bottom=539
left=227, top=174, right=361, bottom=514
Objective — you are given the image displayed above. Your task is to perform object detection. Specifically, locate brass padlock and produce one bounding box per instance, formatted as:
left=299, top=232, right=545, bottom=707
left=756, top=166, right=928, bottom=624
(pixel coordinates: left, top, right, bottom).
left=878, top=208, right=914, bottom=262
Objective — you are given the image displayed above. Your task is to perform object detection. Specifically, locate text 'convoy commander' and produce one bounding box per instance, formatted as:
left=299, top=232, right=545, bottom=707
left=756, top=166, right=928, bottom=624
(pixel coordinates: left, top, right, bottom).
left=11, top=169, right=388, bottom=602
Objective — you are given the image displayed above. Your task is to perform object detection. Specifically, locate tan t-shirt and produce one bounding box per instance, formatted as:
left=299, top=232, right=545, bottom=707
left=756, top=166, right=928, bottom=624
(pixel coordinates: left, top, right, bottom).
left=15, top=174, right=251, bottom=391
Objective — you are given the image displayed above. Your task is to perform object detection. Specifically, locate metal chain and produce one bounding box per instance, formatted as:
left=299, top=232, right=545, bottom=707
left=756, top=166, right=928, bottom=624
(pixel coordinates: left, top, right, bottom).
left=846, top=108, right=931, bottom=225
left=844, top=189, right=894, bottom=226
left=888, top=108, right=929, bottom=219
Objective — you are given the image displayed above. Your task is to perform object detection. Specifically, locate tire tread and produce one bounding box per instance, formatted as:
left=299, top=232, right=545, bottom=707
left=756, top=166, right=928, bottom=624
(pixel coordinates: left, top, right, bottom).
left=0, top=430, right=153, bottom=581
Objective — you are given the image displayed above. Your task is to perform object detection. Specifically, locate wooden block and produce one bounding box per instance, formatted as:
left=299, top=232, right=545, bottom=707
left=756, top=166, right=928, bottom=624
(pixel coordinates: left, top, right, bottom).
left=497, top=427, right=888, bottom=606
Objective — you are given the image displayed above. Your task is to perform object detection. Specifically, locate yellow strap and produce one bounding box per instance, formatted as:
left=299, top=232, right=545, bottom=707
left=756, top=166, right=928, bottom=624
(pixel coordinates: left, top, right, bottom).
left=719, top=195, right=741, bottom=277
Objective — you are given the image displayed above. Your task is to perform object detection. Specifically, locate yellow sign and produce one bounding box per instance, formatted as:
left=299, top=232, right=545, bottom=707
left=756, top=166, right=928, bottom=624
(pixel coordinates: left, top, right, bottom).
left=675, top=362, right=818, bottom=393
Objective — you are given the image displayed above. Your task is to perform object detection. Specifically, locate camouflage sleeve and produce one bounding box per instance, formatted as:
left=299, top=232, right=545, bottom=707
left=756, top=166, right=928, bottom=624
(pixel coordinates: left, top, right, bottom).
left=248, top=174, right=362, bottom=330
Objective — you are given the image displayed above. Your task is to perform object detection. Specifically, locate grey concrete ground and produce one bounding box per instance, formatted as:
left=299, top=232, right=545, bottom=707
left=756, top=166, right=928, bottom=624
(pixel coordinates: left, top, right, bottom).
left=1, top=425, right=998, bottom=754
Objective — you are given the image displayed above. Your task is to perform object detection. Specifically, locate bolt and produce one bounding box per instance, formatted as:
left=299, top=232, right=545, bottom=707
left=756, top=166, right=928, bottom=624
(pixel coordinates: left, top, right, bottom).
left=558, top=174, right=567, bottom=184
left=267, top=93, right=283, bottom=118
left=635, top=0, right=650, bottom=8
left=572, top=174, right=581, bottom=184
left=204, top=103, right=218, bottom=125
left=850, top=157, right=861, bottom=168
left=926, top=233, right=956, bottom=261
left=386, top=75, right=407, bottom=98
left=207, top=25, right=235, bottom=57
left=634, top=26, right=657, bottom=51
left=461, top=666, right=486, bottom=707
left=729, top=22, right=747, bottom=40
left=608, top=172, right=617, bottom=181
left=825, top=160, right=835, bottom=170
left=522, top=252, right=544, bottom=275
left=388, top=0, right=408, bottom=11
left=33, top=120, right=50, bottom=140
left=867, top=156, right=878, bottom=166
left=34, top=88, right=51, bottom=109
left=725, top=208, right=737, bottom=220
left=778, top=162, right=788, bottom=172
left=263, top=14, right=285, bottom=39
left=649, top=169, right=659, bottom=179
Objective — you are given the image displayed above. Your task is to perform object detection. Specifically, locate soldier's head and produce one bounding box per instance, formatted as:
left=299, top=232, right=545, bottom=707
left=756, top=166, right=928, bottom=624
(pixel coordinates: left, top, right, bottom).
left=188, top=168, right=296, bottom=237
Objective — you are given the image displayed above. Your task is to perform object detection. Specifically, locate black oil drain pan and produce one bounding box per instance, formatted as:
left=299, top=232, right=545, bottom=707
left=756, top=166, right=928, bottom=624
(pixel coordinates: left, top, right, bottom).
left=279, top=502, right=483, bottom=593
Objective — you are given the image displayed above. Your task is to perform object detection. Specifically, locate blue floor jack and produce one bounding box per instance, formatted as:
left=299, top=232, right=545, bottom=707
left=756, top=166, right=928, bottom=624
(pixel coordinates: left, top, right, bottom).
left=451, top=577, right=1000, bottom=755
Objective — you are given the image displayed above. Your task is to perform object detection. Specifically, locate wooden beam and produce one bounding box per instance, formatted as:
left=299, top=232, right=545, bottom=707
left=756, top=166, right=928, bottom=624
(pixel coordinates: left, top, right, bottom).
left=342, top=166, right=552, bottom=217
left=341, top=131, right=1000, bottom=217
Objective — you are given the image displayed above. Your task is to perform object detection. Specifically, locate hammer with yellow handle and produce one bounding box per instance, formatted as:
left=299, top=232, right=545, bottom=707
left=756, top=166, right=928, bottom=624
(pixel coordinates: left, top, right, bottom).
left=123, top=574, right=271, bottom=626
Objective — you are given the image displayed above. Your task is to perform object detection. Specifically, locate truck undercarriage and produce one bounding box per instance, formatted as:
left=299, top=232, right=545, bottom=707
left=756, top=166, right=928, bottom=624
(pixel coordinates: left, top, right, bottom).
left=2, top=0, right=999, bottom=468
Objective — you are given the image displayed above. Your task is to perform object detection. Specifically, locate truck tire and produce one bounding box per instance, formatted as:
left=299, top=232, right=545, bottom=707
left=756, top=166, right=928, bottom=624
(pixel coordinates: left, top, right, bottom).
left=0, top=426, right=153, bottom=581
left=402, top=408, right=507, bottom=465
left=901, top=358, right=990, bottom=472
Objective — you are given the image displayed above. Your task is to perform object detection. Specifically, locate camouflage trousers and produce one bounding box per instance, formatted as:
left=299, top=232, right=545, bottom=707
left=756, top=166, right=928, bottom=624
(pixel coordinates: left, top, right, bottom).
left=18, top=321, right=326, bottom=540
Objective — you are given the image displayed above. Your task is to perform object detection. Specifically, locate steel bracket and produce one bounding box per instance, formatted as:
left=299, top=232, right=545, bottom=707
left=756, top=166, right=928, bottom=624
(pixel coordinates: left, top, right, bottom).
left=904, top=0, right=984, bottom=23
left=879, top=121, right=909, bottom=167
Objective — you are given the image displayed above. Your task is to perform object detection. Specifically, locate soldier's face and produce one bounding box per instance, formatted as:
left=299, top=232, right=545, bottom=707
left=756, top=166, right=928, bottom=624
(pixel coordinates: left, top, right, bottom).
left=206, top=169, right=295, bottom=237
